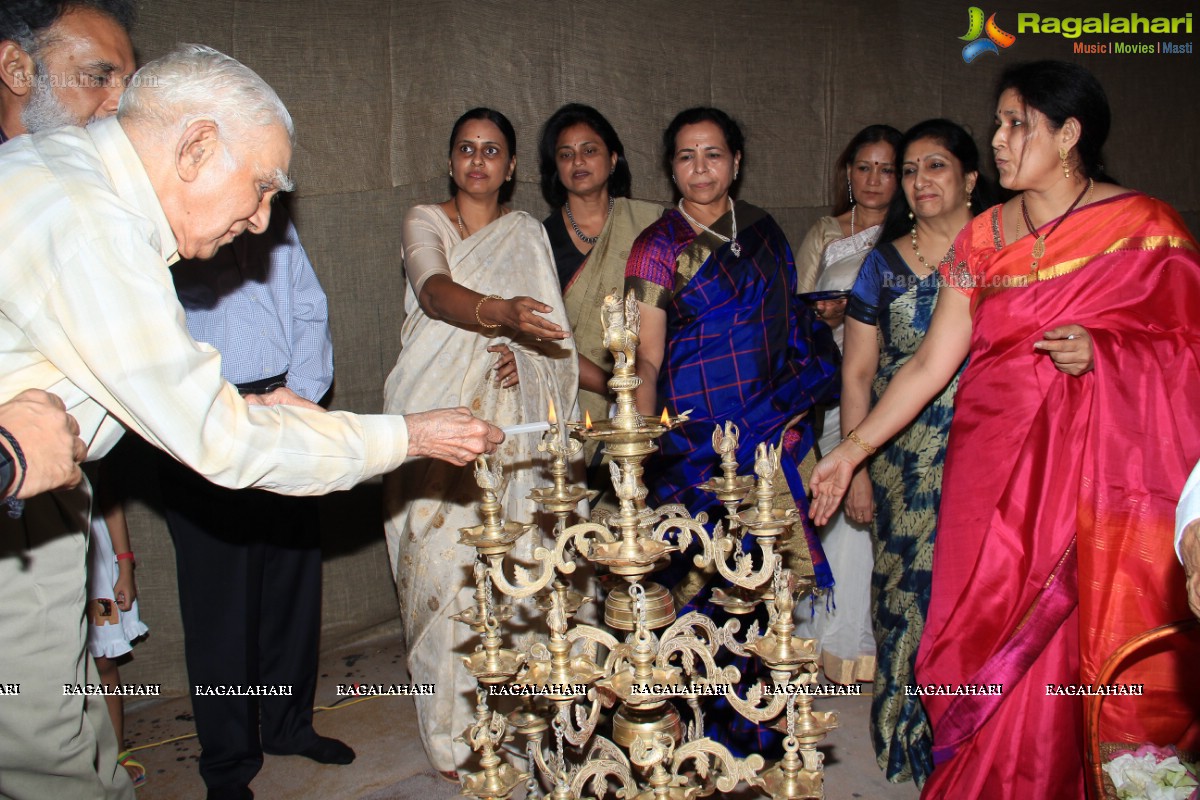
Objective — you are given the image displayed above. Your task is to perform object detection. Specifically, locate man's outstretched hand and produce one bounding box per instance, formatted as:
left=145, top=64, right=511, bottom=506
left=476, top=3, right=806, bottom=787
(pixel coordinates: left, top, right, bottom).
left=404, top=407, right=503, bottom=466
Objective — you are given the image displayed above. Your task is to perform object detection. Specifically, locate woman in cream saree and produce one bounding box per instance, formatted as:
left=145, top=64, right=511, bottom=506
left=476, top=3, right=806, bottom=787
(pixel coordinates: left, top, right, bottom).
left=383, top=108, right=580, bottom=775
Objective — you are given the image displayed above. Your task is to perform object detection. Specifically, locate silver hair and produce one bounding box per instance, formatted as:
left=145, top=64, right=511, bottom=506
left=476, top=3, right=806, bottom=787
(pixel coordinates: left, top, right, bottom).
left=118, top=44, right=295, bottom=165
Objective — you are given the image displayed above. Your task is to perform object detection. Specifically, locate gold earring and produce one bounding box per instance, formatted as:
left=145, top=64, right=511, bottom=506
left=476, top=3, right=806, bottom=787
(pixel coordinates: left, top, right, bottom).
left=1059, top=148, right=1071, bottom=179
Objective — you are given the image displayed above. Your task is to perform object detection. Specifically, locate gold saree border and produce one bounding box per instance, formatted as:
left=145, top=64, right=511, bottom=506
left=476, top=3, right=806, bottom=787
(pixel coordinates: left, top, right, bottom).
left=975, top=235, right=1197, bottom=302
left=627, top=276, right=670, bottom=310
left=674, top=234, right=716, bottom=292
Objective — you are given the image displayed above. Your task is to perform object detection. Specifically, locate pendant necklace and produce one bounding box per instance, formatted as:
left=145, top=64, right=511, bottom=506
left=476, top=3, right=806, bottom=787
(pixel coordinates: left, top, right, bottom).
left=677, top=197, right=741, bottom=256
left=1020, top=178, right=1093, bottom=273
left=565, top=196, right=614, bottom=245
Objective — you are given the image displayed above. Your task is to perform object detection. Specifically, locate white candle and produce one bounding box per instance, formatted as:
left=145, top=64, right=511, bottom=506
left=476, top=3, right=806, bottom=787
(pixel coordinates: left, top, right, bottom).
left=500, top=421, right=552, bottom=436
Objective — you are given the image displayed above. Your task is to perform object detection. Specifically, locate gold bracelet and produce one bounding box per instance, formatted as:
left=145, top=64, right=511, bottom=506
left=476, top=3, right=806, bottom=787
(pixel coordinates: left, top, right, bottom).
left=845, top=429, right=877, bottom=456
left=475, top=294, right=502, bottom=328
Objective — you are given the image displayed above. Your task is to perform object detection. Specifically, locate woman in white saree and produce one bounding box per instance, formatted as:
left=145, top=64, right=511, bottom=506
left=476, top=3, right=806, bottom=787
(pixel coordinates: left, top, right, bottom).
left=382, top=108, right=580, bottom=778
left=793, top=125, right=901, bottom=685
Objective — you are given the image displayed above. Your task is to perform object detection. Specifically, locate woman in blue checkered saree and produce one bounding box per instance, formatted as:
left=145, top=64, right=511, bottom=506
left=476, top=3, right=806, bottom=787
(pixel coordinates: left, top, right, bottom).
left=623, top=107, right=840, bottom=757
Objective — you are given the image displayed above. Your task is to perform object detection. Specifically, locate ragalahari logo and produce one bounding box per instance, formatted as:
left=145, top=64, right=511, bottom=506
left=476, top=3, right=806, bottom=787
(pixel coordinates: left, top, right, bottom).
left=960, top=7, right=1017, bottom=62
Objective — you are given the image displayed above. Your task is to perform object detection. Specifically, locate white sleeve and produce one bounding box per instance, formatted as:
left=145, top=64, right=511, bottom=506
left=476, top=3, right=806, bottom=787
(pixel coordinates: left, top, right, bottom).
left=402, top=205, right=454, bottom=296
left=1177, top=459, right=1200, bottom=561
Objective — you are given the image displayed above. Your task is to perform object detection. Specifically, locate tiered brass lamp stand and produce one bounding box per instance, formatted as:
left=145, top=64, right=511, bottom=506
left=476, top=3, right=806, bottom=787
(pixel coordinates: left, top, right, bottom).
left=454, top=292, right=838, bottom=800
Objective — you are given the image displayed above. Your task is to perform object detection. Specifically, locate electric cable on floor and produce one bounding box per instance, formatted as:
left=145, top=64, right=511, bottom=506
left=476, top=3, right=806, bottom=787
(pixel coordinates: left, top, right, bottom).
left=123, top=693, right=387, bottom=753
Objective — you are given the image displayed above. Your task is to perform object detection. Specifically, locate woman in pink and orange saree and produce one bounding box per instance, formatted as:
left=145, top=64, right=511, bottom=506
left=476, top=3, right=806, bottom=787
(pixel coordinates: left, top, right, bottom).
left=809, top=60, right=1200, bottom=799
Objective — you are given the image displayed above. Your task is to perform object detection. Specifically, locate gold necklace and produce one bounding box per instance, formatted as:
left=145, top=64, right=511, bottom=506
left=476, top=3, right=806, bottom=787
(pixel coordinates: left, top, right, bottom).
left=453, top=197, right=469, bottom=239
left=454, top=198, right=503, bottom=240
left=910, top=224, right=934, bottom=271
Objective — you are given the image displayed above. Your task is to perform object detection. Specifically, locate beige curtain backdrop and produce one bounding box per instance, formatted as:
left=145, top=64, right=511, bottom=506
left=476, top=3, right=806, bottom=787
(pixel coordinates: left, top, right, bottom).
left=114, top=0, right=1199, bottom=694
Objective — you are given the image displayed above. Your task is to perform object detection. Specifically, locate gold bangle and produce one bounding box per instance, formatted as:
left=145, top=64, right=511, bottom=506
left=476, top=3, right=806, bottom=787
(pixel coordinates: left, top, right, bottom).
left=475, top=294, right=502, bottom=328
left=845, top=429, right=877, bottom=456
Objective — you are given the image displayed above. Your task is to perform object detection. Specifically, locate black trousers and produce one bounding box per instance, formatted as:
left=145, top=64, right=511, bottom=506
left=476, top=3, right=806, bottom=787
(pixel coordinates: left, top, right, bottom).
left=161, top=459, right=323, bottom=789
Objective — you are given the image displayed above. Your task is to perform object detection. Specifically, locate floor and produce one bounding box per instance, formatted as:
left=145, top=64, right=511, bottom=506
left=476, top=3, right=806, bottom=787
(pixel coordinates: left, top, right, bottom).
left=123, top=623, right=921, bottom=800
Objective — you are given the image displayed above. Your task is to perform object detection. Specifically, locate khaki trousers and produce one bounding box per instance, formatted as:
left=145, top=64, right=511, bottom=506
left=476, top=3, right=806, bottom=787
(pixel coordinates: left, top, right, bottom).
left=0, top=489, right=132, bottom=800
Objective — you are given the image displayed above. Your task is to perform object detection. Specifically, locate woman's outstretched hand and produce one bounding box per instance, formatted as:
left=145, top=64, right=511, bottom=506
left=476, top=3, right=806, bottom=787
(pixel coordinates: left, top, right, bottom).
left=809, top=443, right=860, bottom=526
left=484, top=296, right=569, bottom=341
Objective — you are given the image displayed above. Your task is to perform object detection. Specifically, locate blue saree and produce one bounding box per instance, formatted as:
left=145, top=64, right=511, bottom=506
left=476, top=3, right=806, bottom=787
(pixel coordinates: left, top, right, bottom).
left=625, top=202, right=839, bottom=755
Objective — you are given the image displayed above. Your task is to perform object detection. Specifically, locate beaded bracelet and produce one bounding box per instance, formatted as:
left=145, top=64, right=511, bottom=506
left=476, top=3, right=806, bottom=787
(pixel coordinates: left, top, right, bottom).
left=475, top=294, right=502, bottom=329
left=845, top=429, right=878, bottom=457
left=0, top=425, right=27, bottom=518
left=0, top=439, right=12, bottom=497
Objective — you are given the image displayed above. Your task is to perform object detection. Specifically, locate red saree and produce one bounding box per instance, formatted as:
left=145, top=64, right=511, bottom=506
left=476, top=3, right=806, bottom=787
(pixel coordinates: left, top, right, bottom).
left=917, top=193, right=1200, bottom=798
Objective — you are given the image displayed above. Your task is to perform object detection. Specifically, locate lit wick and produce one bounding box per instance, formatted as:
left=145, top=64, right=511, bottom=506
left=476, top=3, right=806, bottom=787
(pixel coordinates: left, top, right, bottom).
left=660, top=408, right=671, bottom=427
left=584, top=410, right=593, bottom=430
left=548, top=397, right=568, bottom=450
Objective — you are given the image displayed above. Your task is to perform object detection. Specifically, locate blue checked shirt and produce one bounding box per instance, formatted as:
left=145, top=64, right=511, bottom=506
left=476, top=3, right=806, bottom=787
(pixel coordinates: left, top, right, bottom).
left=172, top=208, right=334, bottom=404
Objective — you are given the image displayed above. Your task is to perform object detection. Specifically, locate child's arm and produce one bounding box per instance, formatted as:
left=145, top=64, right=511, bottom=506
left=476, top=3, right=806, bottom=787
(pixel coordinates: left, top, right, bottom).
left=97, top=465, right=136, bottom=612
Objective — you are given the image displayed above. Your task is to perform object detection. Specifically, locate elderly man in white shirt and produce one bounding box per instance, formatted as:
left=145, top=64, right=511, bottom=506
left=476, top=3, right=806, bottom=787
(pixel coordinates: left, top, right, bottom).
left=0, top=44, right=501, bottom=800
left=1178, top=461, right=1200, bottom=620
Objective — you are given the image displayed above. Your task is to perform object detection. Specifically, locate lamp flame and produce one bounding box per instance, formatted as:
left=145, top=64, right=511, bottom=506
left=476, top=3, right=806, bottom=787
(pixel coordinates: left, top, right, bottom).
left=584, top=410, right=593, bottom=430
left=660, top=408, right=670, bottom=426
left=548, top=397, right=557, bottom=425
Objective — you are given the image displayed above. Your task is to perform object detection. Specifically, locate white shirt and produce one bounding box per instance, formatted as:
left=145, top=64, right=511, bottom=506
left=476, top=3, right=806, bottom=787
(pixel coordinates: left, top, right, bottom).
left=0, top=117, right=408, bottom=494
left=1177, top=459, right=1200, bottom=561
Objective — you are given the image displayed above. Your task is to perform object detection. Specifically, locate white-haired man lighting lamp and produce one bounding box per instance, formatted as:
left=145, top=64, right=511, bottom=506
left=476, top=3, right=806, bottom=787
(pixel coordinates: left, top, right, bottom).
left=0, top=44, right=502, bottom=800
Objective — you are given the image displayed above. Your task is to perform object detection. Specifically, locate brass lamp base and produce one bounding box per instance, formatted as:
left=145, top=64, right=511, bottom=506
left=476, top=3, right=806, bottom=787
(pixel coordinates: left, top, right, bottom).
left=611, top=701, right=683, bottom=749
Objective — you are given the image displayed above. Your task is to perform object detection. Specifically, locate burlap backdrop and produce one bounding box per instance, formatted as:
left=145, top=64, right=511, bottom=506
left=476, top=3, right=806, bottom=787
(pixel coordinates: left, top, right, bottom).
left=113, top=0, right=1199, bottom=693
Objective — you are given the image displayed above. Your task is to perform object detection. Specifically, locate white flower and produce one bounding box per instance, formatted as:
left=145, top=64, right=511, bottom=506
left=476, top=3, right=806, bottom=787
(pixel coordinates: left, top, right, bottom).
left=1103, top=752, right=1199, bottom=800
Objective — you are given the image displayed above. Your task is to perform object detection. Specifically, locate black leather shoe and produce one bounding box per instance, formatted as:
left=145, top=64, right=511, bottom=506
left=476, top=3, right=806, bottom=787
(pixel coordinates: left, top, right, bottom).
left=286, top=736, right=356, bottom=765
left=206, top=785, right=253, bottom=800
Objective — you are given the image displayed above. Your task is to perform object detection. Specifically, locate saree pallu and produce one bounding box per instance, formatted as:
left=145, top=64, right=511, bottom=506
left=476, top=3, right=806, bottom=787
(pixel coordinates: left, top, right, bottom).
left=626, top=203, right=840, bottom=755
left=795, top=215, right=844, bottom=294
left=918, top=194, right=1200, bottom=799
left=795, top=226, right=883, bottom=681
left=815, top=224, right=882, bottom=351
left=382, top=211, right=580, bottom=772
left=563, top=198, right=663, bottom=461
